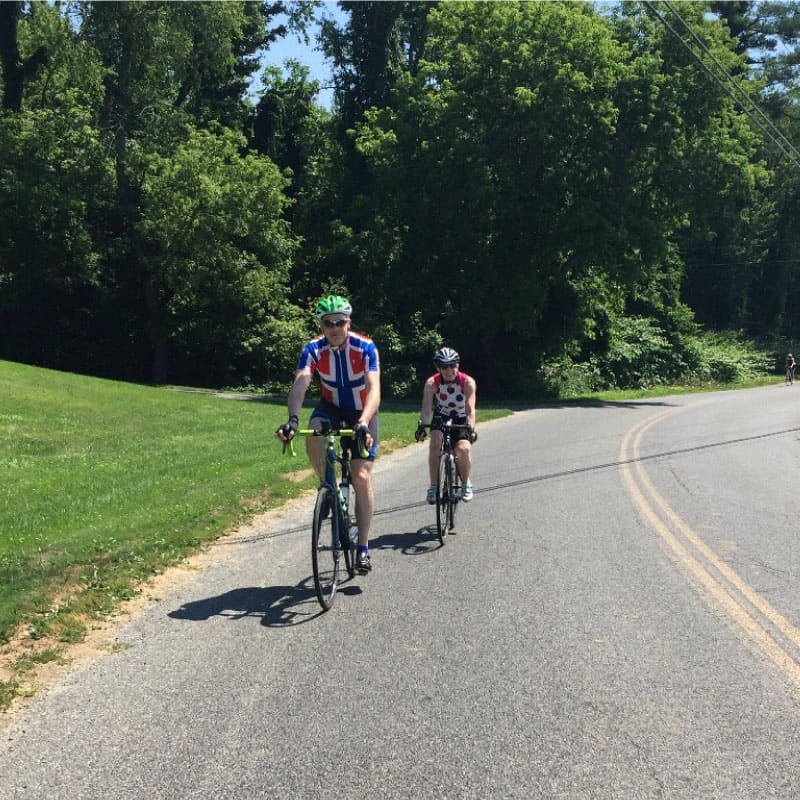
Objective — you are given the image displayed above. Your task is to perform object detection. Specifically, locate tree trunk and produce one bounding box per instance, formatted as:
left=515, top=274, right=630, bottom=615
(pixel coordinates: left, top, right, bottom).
left=0, top=2, right=48, bottom=112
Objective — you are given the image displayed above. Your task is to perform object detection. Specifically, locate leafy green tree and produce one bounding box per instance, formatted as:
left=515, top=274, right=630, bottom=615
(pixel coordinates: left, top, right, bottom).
left=699, top=2, right=800, bottom=336
left=0, top=107, right=116, bottom=372
left=347, top=1, right=773, bottom=394
left=78, top=1, right=309, bottom=382
left=251, top=61, right=324, bottom=199
left=0, top=4, right=118, bottom=374
left=321, top=1, right=434, bottom=127
left=352, top=2, right=647, bottom=390
left=137, top=126, right=299, bottom=387
left=628, top=2, right=776, bottom=333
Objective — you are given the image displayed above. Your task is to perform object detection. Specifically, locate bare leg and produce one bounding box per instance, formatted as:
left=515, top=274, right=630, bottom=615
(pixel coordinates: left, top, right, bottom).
left=454, top=440, right=472, bottom=483
left=428, top=430, right=443, bottom=485
left=350, top=459, right=374, bottom=548
left=305, top=422, right=325, bottom=480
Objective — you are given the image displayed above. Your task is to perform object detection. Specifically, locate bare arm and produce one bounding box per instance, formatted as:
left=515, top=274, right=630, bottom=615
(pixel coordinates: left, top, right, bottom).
left=358, top=369, right=381, bottom=425
left=274, top=369, right=312, bottom=442
left=419, top=378, right=436, bottom=425
left=287, top=369, right=312, bottom=420
left=463, top=376, right=477, bottom=429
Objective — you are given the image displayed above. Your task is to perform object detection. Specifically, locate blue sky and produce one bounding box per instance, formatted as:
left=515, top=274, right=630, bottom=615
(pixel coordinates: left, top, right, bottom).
left=257, top=2, right=345, bottom=109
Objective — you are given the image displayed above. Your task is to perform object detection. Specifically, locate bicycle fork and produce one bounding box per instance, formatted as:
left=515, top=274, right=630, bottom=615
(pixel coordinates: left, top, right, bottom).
left=447, top=454, right=459, bottom=500
left=336, top=484, right=358, bottom=547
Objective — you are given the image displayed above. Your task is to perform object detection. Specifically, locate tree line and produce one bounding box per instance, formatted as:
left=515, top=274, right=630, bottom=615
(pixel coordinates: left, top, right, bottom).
left=1, top=1, right=799, bottom=398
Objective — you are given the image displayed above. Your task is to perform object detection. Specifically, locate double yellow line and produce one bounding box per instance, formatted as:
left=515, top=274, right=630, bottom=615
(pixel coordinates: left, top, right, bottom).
left=620, top=407, right=800, bottom=690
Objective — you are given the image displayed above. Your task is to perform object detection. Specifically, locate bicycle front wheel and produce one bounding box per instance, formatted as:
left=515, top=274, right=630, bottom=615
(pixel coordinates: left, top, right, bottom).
left=312, top=487, right=340, bottom=610
left=435, top=453, right=449, bottom=544
left=448, top=458, right=460, bottom=532
left=342, top=483, right=357, bottom=579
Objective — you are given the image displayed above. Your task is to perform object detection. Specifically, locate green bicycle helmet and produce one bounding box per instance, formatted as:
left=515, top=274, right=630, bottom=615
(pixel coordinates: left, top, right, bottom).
left=314, top=294, right=352, bottom=319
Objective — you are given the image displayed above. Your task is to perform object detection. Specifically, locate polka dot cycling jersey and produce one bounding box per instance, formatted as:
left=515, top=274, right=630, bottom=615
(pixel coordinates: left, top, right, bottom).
left=297, top=332, right=379, bottom=412
left=432, top=371, right=472, bottom=419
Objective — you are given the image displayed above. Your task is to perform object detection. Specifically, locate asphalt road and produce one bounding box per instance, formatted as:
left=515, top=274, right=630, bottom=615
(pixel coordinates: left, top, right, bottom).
left=3, top=384, right=800, bottom=799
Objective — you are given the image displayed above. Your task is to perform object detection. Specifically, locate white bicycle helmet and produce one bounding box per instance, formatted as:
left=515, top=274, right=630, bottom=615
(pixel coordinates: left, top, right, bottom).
left=433, top=347, right=460, bottom=365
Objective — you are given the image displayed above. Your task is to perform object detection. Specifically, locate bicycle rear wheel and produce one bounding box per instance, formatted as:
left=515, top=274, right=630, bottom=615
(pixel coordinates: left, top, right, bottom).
left=435, top=452, right=449, bottom=544
left=312, top=487, right=340, bottom=610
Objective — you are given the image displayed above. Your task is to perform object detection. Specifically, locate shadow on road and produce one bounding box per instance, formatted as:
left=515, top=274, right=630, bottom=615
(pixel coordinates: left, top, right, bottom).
left=529, top=398, right=679, bottom=410
left=168, top=529, right=442, bottom=628
left=369, top=527, right=443, bottom=554
left=167, top=580, right=337, bottom=627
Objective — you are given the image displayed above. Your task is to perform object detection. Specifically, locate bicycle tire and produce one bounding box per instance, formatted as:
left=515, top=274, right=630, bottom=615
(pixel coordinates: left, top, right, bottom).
left=435, top=452, right=449, bottom=544
left=342, top=481, right=357, bottom=579
left=448, top=457, right=460, bottom=532
left=312, top=486, right=340, bottom=610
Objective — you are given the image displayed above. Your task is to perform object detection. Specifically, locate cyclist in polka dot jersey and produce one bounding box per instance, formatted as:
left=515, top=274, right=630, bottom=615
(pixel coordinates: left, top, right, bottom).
left=415, top=347, right=478, bottom=503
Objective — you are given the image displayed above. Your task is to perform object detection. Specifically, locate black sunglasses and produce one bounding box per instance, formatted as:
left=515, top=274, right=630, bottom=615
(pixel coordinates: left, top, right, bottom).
left=435, top=362, right=458, bottom=370
left=322, top=318, right=349, bottom=328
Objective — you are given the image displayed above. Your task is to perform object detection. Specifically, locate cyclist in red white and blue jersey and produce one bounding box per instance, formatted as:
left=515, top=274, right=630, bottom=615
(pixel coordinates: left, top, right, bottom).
left=276, top=295, right=381, bottom=573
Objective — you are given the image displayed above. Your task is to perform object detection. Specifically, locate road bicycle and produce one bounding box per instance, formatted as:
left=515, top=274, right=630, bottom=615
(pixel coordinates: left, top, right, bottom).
left=786, top=365, right=795, bottom=385
left=420, top=419, right=471, bottom=544
left=283, top=423, right=368, bottom=610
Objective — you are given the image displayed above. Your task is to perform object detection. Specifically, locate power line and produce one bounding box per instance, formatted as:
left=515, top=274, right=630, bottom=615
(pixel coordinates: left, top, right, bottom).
left=641, top=1, right=800, bottom=169
left=644, top=0, right=800, bottom=166
left=662, top=0, right=800, bottom=163
left=707, top=259, right=800, bottom=267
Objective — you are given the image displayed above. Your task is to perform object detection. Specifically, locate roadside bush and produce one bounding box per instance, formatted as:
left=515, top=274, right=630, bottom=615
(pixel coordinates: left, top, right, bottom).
left=685, top=331, right=773, bottom=383
left=536, top=356, right=599, bottom=398
left=539, top=325, right=774, bottom=399
left=373, top=313, right=444, bottom=398
left=588, top=315, right=700, bottom=390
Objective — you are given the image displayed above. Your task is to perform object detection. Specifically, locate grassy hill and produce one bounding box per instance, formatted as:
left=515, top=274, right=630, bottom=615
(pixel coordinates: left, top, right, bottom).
left=3, top=362, right=295, bottom=642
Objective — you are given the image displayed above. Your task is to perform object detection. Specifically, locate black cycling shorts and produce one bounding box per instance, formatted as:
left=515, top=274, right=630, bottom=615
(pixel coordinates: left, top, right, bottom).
left=309, top=399, right=379, bottom=460
left=431, top=414, right=471, bottom=442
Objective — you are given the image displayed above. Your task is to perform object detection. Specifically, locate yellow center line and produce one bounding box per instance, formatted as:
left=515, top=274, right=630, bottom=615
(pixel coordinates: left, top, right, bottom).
left=620, top=407, right=800, bottom=691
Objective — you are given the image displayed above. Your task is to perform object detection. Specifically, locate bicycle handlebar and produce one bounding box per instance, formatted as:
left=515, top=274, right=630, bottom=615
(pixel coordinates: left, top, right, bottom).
left=418, top=421, right=472, bottom=430
left=416, top=419, right=476, bottom=444
left=281, top=427, right=370, bottom=458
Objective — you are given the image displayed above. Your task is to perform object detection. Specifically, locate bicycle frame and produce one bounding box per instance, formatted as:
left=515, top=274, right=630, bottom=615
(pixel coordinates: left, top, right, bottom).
left=283, top=425, right=356, bottom=523
left=282, top=425, right=359, bottom=609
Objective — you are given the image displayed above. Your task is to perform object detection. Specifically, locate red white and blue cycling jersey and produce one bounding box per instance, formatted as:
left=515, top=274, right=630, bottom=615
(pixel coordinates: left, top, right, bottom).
left=297, top=332, right=380, bottom=411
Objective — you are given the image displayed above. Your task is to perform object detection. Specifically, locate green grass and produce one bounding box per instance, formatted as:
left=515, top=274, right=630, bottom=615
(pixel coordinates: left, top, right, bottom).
left=0, top=359, right=508, bottom=656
